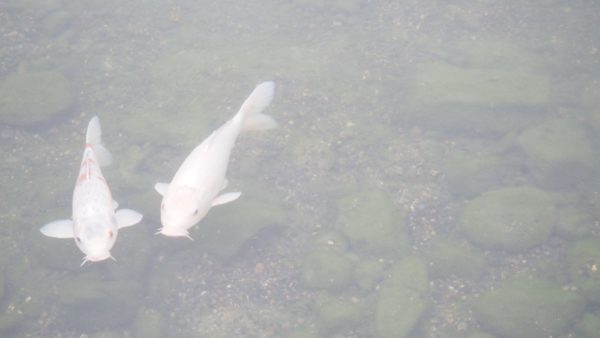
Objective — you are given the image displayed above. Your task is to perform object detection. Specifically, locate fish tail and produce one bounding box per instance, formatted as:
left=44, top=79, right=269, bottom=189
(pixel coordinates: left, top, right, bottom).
left=235, top=81, right=277, bottom=131
left=86, top=116, right=113, bottom=166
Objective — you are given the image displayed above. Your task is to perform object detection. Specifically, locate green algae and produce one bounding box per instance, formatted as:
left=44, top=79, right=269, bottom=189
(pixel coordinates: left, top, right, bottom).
left=0, top=71, right=74, bottom=126
left=574, top=312, right=600, bottom=338
left=301, top=250, right=354, bottom=291
left=516, top=118, right=595, bottom=189
left=425, top=236, right=486, bottom=280
left=567, top=239, right=600, bottom=303
left=375, top=256, right=430, bottom=338
left=353, top=257, right=385, bottom=291
left=460, top=186, right=556, bottom=251
left=335, top=189, right=409, bottom=256
left=197, top=183, right=288, bottom=260
left=473, top=278, right=584, bottom=338
left=313, top=294, right=365, bottom=335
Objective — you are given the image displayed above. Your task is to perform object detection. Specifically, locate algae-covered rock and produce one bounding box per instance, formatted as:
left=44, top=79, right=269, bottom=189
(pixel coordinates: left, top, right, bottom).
left=445, top=151, right=511, bottom=198
left=473, top=278, right=584, bottom=338
left=283, top=328, right=319, bottom=338
left=425, top=236, right=486, bottom=280
left=311, top=231, right=349, bottom=252
left=335, top=189, right=409, bottom=255
left=406, top=39, right=549, bottom=134
left=556, top=206, right=594, bottom=240
left=460, top=186, right=556, bottom=251
left=516, top=118, right=595, bottom=189
left=57, top=273, right=141, bottom=329
left=133, top=307, right=165, bottom=338
left=375, top=256, right=429, bottom=338
left=353, top=257, right=385, bottom=291
left=314, top=295, right=364, bottom=335
left=574, top=312, right=600, bottom=338
left=198, top=184, right=287, bottom=260
left=567, top=239, right=600, bottom=303
left=302, top=250, right=353, bottom=290
left=0, top=71, right=74, bottom=126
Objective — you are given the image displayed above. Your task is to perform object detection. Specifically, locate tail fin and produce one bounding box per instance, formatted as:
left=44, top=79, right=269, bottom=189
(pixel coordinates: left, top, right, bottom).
left=235, top=81, right=277, bottom=131
left=86, top=116, right=113, bottom=166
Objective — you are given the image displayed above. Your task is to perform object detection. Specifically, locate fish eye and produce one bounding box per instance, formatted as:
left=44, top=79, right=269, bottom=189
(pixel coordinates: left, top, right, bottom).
left=108, top=230, right=114, bottom=238
left=193, top=209, right=199, bottom=216
left=76, top=237, right=82, bottom=243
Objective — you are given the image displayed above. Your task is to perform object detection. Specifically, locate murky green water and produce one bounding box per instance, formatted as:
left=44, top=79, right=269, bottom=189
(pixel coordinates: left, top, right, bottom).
left=1, top=1, right=600, bottom=337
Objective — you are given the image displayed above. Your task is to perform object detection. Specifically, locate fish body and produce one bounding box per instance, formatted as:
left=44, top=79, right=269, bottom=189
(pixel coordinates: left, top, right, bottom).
left=40, top=117, right=143, bottom=264
left=155, top=81, right=276, bottom=237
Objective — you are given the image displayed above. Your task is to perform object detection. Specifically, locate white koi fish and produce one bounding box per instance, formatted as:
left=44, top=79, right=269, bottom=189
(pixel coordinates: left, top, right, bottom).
left=155, top=81, right=277, bottom=238
left=40, top=116, right=143, bottom=265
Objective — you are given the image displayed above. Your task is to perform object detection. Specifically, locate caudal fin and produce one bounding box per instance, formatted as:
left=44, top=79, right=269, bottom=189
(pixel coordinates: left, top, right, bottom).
left=86, top=116, right=113, bottom=166
left=235, top=81, right=277, bottom=131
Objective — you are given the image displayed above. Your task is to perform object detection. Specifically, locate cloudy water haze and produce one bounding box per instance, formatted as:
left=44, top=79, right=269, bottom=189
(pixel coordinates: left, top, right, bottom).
left=1, top=1, right=599, bottom=337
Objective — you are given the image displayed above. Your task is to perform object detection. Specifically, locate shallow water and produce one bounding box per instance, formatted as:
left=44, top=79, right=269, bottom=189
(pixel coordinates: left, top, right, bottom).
left=1, top=1, right=600, bottom=337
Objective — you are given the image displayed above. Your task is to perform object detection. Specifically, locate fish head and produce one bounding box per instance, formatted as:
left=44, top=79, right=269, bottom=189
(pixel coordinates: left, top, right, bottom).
left=159, top=185, right=210, bottom=237
left=74, top=217, right=118, bottom=262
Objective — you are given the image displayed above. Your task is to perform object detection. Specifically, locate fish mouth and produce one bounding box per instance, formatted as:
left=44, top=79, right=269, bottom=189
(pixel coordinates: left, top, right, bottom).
left=81, top=253, right=113, bottom=265
left=156, top=227, right=193, bottom=240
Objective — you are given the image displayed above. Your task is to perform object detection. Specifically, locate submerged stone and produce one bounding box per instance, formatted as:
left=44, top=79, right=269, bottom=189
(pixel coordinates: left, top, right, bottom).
left=473, top=278, right=584, bottom=338
left=0, top=71, right=74, bottom=126
left=375, top=257, right=429, bottom=338
left=314, top=295, right=364, bottom=335
left=335, top=189, right=409, bottom=256
left=353, top=257, right=385, bottom=291
left=460, top=186, right=556, bottom=251
left=198, top=184, right=287, bottom=260
left=425, top=236, right=486, bottom=280
left=574, top=313, right=600, bottom=338
left=57, top=273, right=141, bottom=329
left=133, top=307, right=165, bottom=338
left=406, top=39, right=549, bottom=134
left=556, top=206, right=594, bottom=240
left=516, top=118, right=595, bottom=190
left=567, top=239, right=600, bottom=303
left=302, top=250, right=353, bottom=291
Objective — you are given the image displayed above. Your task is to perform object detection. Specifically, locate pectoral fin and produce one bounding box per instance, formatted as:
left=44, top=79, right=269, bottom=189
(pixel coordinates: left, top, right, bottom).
left=115, top=209, right=143, bottom=228
left=212, top=192, right=241, bottom=206
left=40, top=219, right=74, bottom=238
left=112, top=200, right=119, bottom=210
left=154, top=182, right=169, bottom=196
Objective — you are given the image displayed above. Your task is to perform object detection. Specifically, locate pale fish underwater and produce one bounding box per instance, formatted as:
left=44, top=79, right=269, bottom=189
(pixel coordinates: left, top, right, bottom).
left=154, top=81, right=277, bottom=238
left=40, top=116, right=143, bottom=265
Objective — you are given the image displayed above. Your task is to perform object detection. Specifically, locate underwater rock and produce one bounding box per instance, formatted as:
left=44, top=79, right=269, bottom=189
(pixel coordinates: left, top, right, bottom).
left=406, top=39, right=550, bottom=134
left=57, top=273, right=141, bottom=329
left=314, top=295, right=364, bottom=335
left=133, top=307, right=165, bottom=338
left=283, top=328, right=319, bottom=338
left=197, top=184, right=287, bottom=260
left=473, top=278, right=584, bottom=338
left=444, top=151, right=512, bottom=198
left=574, top=312, right=600, bottom=338
left=302, top=250, right=354, bottom=291
left=516, top=118, right=595, bottom=190
left=0, top=71, right=74, bottom=126
left=460, top=186, right=556, bottom=251
left=425, top=236, right=486, bottom=280
left=567, top=239, right=600, bottom=303
left=375, top=256, right=429, bottom=338
left=353, top=257, right=385, bottom=291
left=311, top=231, right=349, bottom=253
left=335, top=189, right=409, bottom=256
left=555, top=206, right=594, bottom=240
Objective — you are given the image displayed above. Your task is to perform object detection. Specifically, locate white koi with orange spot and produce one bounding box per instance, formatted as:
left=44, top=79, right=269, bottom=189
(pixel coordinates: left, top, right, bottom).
left=40, top=116, right=143, bottom=265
